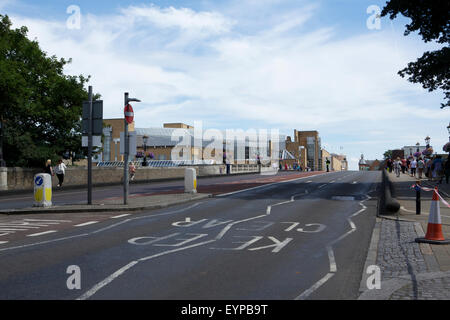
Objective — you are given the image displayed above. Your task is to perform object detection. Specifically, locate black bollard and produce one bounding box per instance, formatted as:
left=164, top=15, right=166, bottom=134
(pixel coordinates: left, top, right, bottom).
left=416, top=180, right=421, bottom=215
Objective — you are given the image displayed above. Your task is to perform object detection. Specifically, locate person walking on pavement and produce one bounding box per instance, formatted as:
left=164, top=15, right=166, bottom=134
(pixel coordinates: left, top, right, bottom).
left=387, top=158, right=393, bottom=173
left=401, top=157, right=407, bottom=174
left=129, top=162, right=136, bottom=181
left=394, top=157, right=401, bottom=177
left=44, top=159, right=54, bottom=177
left=54, top=159, right=67, bottom=187
left=417, top=157, right=425, bottom=179
left=432, top=155, right=444, bottom=184
left=410, top=158, right=417, bottom=177
left=444, top=157, right=450, bottom=184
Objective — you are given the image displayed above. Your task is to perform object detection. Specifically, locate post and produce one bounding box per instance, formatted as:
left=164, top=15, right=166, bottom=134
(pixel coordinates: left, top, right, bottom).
left=87, top=86, right=93, bottom=205
left=124, top=92, right=129, bottom=205
left=0, top=117, right=5, bottom=167
left=416, top=180, right=421, bottom=215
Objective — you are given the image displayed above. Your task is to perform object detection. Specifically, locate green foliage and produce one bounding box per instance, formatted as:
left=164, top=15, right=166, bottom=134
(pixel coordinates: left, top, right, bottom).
left=381, top=0, right=450, bottom=108
left=0, top=15, right=95, bottom=167
left=383, top=150, right=393, bottom=159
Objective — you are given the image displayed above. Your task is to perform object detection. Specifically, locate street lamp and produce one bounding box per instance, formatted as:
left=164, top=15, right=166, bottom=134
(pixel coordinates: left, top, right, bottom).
left=142, top=135, right=148, bottom=167
left=425, top=136, right=430, bottom=148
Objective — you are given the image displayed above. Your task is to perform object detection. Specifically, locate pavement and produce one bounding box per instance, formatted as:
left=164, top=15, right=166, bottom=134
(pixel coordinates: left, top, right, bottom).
left=359, top=170, right=450, bottom=300
left=0, top=193, right=212, bottom=215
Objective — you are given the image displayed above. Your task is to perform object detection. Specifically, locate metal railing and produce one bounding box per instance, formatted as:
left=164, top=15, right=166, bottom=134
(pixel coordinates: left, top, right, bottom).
left=97, top=159, right=217, bottom=167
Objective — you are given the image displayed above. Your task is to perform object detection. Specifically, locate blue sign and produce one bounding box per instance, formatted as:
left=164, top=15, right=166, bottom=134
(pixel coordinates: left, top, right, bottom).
left=35, top=176, right=43, bottom=187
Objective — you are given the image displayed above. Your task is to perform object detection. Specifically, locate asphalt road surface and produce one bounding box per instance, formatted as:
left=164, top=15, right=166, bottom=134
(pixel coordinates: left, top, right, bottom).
left=0, top=170, right=380, bottom=300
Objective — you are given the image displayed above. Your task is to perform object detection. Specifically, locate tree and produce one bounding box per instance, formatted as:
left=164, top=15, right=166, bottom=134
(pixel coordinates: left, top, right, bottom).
left=381, top=0, right=450, bottom=108
left=383, top=150, right=393, bottom=159
left=0, top=15, right=97, bottom=167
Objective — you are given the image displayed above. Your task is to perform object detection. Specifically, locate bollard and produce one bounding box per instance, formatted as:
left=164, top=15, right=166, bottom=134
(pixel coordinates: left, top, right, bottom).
left=415, top=180, right=421, bottom=215
left=184, top=168, right=197, bottom=194
left=33, top=173, right=52, bottom=207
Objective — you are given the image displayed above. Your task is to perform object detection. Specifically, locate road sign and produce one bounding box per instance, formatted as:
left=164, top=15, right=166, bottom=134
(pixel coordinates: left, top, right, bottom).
left=82, top=100, right=103, bottom=135
left=34, top=176, right=43, bottom=187
left=124, top=104, right=134, bottom=124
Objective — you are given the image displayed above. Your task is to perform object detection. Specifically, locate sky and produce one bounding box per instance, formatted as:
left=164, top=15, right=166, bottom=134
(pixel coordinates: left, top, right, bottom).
left=1, top=0, right=449, bottom=169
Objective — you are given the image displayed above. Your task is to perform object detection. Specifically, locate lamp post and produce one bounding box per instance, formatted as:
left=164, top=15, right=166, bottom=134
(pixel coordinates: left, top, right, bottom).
left=425, top=136, right=430, bottom=148
left=142, top=135, right=148, bottom=167
left=123, top=93, right=141, bottom=205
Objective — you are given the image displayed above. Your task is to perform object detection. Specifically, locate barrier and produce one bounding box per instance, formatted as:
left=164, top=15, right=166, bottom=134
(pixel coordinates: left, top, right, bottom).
left=184, top=168, right=197, bottom=194
left=415, top=187, right=450, bottom=244
left=33, top=173, right=52, bottom=207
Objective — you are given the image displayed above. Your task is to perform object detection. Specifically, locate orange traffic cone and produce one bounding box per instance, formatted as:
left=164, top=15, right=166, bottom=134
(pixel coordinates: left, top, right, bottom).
left=416, top=187, right=450, bottom=244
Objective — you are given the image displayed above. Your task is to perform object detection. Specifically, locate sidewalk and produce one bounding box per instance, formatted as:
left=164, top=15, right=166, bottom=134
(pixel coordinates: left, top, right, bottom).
left=359, top=170, right=450, bottom=300
left=0, top=193, right=212, bottom=215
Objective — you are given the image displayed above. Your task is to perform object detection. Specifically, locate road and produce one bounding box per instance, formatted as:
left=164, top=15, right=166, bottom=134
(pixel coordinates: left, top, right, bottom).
left=0, top=170, right=380, bottom=300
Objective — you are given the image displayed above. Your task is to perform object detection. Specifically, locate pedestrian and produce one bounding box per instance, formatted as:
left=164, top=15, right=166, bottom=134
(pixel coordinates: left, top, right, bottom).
left=406, top=158, right=411, bottom=174
left=54, top=159, right=67, bottom=187
left=417, top=157, right=425, bottom=179
left=284, top=163, right=288, bottom=171
left=425, top=157, right=432, bottom=180
left=129, top=162, right=136, bottom=181
left=386, top=158, right=392, bottom=173
left=44, top=159, right=54, bottom=176
left=444, top=157, right=450, bottom=184
left=401, top=158, right=407, bottom=174
left=432, top=155, right=444, bottom=184
left=410, top=158, right=417, bottom=177
left=394, top=157, right=401, bottom=177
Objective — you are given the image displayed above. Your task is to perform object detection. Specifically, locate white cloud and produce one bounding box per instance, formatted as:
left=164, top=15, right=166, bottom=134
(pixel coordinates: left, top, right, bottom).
left=7, top=1, right=450, bottom=170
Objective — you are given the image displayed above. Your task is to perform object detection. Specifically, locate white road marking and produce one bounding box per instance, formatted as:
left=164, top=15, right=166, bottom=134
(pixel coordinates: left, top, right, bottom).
left=327, top=246, right=337, bottom=273
left=74, top=221, right=99, bottom=227
left=294, top=194, right=371, bottom=300
left=294, top=273, right=335, bottom=300
left=27, top=230, right=57, bottom=237
left=216, top=172, right=329, bottom=197
left=0, top=241, right=8, bottom=245
left=110, top=214, right=131, bottom=219
left=77, top=239, right=216, bottom=300
left=352, top=181, right=358, bottom=184
left=318, top=184, right=327, bottom=189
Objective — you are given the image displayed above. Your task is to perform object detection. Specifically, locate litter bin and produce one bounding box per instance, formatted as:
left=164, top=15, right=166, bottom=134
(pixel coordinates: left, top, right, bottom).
left=33, top=173, right=52, bottom=207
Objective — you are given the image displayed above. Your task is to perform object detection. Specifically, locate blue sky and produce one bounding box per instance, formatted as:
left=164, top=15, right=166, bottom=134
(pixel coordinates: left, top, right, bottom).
left=1, top=0, right=449, bottom=169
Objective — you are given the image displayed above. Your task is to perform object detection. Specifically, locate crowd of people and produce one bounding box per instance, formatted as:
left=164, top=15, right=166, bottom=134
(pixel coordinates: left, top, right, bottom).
left=385, top=155, right=450, bottom=184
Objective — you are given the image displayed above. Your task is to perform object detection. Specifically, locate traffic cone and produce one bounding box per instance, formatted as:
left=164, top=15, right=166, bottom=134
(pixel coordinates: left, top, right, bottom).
left=415, top=187, right=450, bottom=244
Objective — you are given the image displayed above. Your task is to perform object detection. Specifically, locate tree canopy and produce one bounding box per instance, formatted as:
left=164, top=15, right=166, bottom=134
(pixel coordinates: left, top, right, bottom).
left=0, top=15, right=94, bottom=168
left=381, top=0, right=450, bottom=108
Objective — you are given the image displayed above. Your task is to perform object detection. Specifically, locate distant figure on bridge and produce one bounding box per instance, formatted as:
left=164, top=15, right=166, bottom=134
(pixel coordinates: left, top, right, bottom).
left=326, top=158, right=330, bottom=172
left=394, top=157, right=401, bottom=177
left=129, top=162, right=136, bottom=181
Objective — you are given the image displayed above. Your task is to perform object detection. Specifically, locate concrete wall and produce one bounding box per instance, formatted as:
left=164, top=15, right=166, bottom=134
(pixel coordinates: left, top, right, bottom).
left=2, top=164, right=259, bottom=192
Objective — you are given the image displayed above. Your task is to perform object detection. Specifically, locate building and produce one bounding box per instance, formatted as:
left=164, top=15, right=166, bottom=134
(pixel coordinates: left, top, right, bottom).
left=100, top=121, right=286, bottom=165
left=402, top=144, right=426, bottom=158
left=102, top=119, right=135, bottom=162
left=359, top=154, right=380, bottom=171
left=293, top=130, right=321, bottom=171
left=331, top=154, right=348, bottom=171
